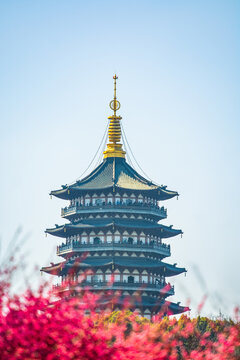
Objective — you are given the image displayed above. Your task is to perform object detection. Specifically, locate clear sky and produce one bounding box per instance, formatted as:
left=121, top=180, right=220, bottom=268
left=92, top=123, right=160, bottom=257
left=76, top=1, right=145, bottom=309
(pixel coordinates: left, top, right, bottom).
left=0, top=0, right=240, bottom=317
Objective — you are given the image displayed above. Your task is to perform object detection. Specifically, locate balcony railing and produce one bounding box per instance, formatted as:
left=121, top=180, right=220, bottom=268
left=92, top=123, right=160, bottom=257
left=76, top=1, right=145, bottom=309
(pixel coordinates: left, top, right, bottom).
left=61, top=202, right=167, bottom=218
left=57, top=242, right=170, bottom=256
left=53, top=281, right=174, bottom=294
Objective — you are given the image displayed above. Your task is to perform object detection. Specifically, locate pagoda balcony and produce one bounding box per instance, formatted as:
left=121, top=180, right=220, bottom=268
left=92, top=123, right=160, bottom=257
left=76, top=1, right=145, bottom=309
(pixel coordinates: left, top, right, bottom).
left=57, top=242, right=171, bottom=257
left=53, top=281, right=174, bottom=295
left=61, top=203, right=167, bottom=219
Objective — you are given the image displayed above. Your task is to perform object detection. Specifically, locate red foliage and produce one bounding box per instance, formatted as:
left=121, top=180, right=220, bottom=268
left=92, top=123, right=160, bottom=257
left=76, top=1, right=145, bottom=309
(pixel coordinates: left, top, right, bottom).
left=0, top=270, right=239, bottom=359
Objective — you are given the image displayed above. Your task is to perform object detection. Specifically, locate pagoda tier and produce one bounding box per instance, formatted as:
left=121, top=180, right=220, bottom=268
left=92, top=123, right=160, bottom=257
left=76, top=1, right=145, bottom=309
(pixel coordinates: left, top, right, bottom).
left=41, top=258, right=186, bottom=277
left=50, top=157, right=178, bottom=201
left=97, top=296, right=188, bottom=315
left=41, top=75, right=189, bottom=318
left=61, top=202, right=167, bottom=222
left=46, top=219, right=182, bottom=239
left=56, top=283, right=175, bottom=299
left=56, top=241, right=171, bottom=260
left=56, top=291, right=187, bottom=316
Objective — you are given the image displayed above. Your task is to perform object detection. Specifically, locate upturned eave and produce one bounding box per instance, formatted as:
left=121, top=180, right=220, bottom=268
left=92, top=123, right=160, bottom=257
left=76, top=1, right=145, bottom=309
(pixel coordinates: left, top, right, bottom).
left=45, top=220, right=182, bottom=239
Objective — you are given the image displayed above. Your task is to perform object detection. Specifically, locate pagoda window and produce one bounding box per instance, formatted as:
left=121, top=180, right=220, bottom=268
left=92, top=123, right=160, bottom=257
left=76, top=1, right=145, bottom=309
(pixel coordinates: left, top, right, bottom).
left=132, top=237, right=137, bottom=244
left=98, top=236, right=104, bottom=243
left=122, top=194, right=128, bottom=204
left=99, top=193, right=105, bottom=204
left=93, top=237, right=100, bottom=245
left=85, top=198, right=90, bottom=206
left=86, top=275, right=92, bottom=282
left=81, top=236, right=87, bottom=244
left=78, top=273, right=85, bottom=282
left=96, top=274, right=103, bottom=282
left=114, top=235, right=120, bottom=243
left=138, top=195, right=143, bottom=203
left=95, top=198, right=103, bottom=206
left=107, top=193, right=113, bottom=204
left=127, top=237, right=133, bottom=245
left=128, top=276, right=134, bottom=284
left=115, top=196, right=121, bottom=204
left=140, top=236, right=145, bottom=244
left=114, top=274, right=120, bottom=282
left=91, top=275, right=97, bottom=283
left=125, top=198, right=131, bottom=205
left=106, top=235, right=112, bottom=243
left=130, top=194, right=136, bottom=203
left=134, top=275, right=139, bottom=282
left=105, top=273, right=111, bottom=282
left=92, top=194, right=97, bottom=205
left=141, top=275, right=148, bottom=283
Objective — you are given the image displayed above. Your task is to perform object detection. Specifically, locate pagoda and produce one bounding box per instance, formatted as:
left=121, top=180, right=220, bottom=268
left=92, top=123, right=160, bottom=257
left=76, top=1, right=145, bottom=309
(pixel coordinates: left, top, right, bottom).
left=41, top=75, right=189, bottom=318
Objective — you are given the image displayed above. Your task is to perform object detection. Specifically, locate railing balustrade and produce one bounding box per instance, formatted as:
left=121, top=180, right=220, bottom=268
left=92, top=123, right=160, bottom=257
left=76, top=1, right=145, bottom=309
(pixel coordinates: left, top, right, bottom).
left=53, top=281, right=174, bottom=293
left=61, top=202, right=167, bottom=217
left=57, top=242, right=170, bottom=256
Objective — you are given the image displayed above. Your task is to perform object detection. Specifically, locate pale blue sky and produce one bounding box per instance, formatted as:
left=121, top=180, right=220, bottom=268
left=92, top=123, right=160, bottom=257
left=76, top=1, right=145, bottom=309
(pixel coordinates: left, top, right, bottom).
left=0, top=0, right=240, bottom=316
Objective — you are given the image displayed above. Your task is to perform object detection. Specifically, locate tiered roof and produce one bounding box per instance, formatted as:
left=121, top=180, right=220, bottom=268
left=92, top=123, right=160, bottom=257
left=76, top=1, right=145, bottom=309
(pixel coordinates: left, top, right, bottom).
left=51, top=157, right=179, bottom=200
left=42, top=258, right=186, bottom=277
left=46, top=218, right=182, bottom=238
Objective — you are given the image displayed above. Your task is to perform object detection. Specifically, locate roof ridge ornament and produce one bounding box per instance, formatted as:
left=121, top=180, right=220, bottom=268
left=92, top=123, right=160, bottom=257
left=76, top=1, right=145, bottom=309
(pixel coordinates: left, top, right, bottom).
left=103, top=75, right=126, bottom=159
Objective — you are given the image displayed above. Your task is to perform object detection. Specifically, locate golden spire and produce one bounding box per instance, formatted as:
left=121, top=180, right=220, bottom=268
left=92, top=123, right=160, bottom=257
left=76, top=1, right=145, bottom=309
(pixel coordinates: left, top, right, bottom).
left=103, top=75, right=126, bottom=159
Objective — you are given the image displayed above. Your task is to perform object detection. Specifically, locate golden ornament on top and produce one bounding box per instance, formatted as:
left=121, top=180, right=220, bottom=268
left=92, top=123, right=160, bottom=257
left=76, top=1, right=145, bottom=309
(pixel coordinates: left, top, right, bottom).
left=109, top=99, right=121, bottom=111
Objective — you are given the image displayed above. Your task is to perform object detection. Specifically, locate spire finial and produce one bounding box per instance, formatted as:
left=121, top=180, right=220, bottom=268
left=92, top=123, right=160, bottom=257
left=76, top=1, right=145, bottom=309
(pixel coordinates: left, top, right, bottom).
left=103, top=75, right=126, bottom=159
left=109, top=74, right=121, bottom=117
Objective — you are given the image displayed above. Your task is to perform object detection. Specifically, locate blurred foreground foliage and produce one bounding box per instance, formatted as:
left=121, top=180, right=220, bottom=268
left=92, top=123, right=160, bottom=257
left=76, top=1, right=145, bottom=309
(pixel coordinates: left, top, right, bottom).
left=0, top=260, right=239, bottom=359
